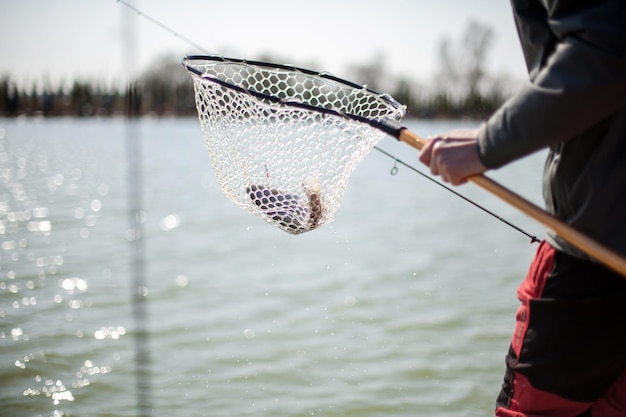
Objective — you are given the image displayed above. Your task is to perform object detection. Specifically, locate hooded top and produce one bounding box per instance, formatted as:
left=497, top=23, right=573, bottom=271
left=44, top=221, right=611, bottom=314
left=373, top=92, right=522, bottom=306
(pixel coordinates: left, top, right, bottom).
left=477, top=0, right=626, bottom=259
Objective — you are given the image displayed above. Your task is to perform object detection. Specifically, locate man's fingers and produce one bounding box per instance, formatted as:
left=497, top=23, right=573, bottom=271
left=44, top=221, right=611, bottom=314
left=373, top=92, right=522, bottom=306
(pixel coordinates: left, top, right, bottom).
left=418, top=136, right=436, bottom=166
left=417, top=129, right=484, bottom=186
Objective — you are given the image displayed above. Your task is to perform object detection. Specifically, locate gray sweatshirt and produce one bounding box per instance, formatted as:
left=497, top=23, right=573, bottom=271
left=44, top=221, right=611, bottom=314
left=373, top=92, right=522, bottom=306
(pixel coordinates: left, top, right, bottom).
left=477, top=0, right=626, bottom=260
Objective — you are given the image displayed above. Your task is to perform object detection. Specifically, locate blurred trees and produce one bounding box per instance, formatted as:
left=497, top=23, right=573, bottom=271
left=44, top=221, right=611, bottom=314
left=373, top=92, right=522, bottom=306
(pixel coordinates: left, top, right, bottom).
left=0, top=54, right=196, bottom=118
left=0, top=22, right=518, bottom=119
left=428, top=20, right=511, bottom=118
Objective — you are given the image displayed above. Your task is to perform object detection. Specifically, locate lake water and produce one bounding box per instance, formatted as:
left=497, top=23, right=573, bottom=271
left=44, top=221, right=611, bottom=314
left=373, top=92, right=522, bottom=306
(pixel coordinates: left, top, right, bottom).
left=0, top=117, right=547, bottom=417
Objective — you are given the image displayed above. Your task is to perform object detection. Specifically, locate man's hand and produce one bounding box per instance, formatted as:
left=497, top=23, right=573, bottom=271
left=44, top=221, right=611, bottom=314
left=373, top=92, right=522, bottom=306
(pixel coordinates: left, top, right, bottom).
left=418, top=129, right=488, bottom=185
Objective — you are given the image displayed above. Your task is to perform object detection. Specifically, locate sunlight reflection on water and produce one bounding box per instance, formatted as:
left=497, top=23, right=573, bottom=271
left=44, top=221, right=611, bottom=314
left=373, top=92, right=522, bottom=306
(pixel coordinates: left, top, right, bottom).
left=0, top=117, right=547, bottom=417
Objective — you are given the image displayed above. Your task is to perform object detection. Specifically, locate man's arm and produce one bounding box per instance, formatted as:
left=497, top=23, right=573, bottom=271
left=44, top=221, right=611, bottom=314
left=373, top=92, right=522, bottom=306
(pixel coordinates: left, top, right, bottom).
left=479, top=36, right=626, bottom=169
left=421, top=1, right=626, bottom=181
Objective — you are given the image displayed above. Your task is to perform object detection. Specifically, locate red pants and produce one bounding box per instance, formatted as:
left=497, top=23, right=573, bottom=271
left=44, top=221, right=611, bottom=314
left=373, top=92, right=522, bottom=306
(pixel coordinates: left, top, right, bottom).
left=495, top=241, right=626, bottom=417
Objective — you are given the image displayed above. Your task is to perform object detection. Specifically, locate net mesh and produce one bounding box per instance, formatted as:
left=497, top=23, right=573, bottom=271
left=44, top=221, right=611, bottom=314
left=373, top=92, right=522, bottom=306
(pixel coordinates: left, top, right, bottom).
left=183, top=56, right=406, bottom=234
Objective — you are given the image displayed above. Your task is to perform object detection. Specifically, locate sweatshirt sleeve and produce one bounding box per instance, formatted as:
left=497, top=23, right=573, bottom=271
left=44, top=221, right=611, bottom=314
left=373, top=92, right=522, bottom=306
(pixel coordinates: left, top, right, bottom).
left=477, top=6, right=626, bottom=169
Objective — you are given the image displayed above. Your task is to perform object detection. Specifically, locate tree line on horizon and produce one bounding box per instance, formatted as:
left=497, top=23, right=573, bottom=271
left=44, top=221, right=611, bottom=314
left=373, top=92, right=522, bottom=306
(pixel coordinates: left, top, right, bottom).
left=0, top=21, right=520, bottom=120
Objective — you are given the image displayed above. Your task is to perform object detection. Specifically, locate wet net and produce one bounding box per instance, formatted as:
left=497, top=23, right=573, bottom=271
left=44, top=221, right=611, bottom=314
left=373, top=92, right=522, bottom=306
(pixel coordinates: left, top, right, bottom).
left=182, top=55, right=406, bottom=234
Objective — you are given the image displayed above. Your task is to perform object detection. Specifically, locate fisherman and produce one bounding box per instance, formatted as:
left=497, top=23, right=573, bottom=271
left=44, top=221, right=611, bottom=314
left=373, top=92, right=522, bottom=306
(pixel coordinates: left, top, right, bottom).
left=418, top=0, right=626, bottom=415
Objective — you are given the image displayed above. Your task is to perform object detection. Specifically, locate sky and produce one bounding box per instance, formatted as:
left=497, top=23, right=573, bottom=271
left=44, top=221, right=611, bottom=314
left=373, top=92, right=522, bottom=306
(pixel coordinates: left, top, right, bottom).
left=0, top=0, right=528, bottom=90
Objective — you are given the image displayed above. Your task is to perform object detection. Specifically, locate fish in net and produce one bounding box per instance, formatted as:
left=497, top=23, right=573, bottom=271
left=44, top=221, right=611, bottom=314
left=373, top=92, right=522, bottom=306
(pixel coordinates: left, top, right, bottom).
left=182, top=55, right=406, bottom=234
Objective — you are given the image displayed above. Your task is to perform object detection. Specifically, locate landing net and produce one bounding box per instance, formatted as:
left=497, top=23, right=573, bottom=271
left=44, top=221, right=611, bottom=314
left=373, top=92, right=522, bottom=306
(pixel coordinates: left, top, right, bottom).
left=182, top=55, right=406, bottom=234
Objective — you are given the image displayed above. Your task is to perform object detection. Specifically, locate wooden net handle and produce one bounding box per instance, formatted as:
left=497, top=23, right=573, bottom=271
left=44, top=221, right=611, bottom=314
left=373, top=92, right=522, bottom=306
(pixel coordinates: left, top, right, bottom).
left=397, top=129, right=626, bottom=278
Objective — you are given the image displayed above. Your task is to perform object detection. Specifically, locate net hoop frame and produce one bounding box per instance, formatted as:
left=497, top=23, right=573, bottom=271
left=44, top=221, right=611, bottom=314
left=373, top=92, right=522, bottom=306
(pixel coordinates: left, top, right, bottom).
left=181, top=55, right=407, bottom=136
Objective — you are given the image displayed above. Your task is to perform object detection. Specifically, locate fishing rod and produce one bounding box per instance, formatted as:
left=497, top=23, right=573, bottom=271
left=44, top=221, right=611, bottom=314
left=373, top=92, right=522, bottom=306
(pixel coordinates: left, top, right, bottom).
left=116, top=0, right=539, bottom=243
left=117, top=0, right=210, bottom=54
left=373, top=146, right=539, bottom=243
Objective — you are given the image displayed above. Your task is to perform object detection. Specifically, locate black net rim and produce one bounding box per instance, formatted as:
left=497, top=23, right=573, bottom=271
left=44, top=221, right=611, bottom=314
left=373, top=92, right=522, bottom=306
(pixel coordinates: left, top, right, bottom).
left=181, top=54, right=406, bottom=134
